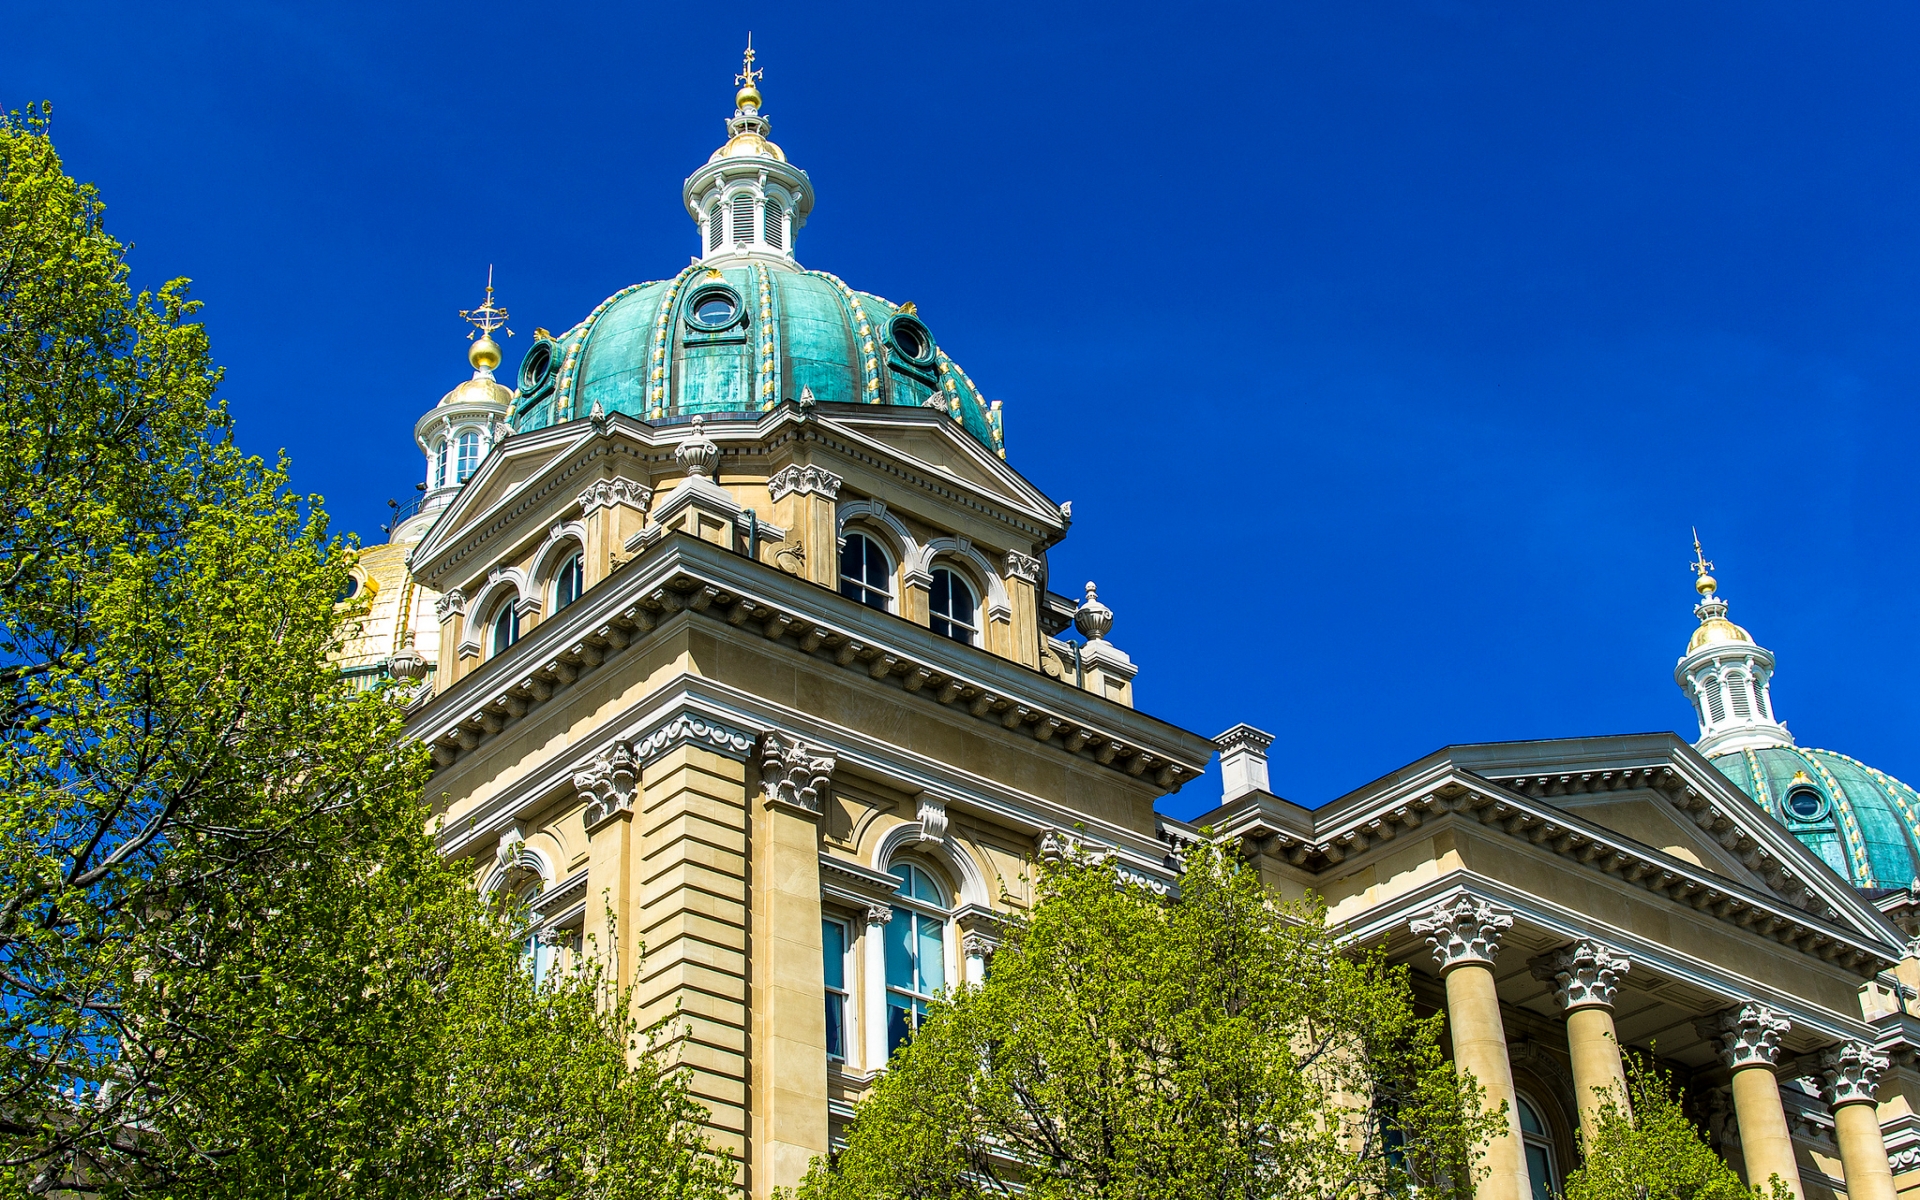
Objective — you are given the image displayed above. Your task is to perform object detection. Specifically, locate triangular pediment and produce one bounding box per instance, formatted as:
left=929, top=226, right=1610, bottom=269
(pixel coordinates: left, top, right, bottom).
left=819, top=408, right=1062, bottom=525
left=1544, top=790, right=1768, bottom=887
left=410, top=425, right=598, bottom=584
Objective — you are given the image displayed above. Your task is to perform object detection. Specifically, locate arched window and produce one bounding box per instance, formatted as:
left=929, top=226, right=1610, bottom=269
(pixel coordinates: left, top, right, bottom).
left=885, top=861, right=948, bottom=1057
left=929, top=566, right=978, bottom=645
left=456, top=429, right=481, bottom=483
left=1517, top=1093, right=1555, bottom=1200
left=707, top=204, right=723, bottom=254
left=434, top=439, right=448, bottom=489
left=764, top=199, right=785, bottom=250
left=839, top=532, right=893, bottom=612
left=512, top=880, right=556, bottom=986
left=490, top=601, right=520, bottom=657
left=554, top=552, right=584, bottom=612
left=732, top=193, right=756, bottom=246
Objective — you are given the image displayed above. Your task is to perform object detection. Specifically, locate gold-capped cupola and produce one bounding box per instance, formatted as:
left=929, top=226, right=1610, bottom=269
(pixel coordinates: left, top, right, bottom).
left=685, top=37, right=815, bottom=267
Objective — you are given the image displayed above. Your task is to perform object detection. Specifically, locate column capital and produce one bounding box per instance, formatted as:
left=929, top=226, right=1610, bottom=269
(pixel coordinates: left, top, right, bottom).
left=759, top=731, right=836, bottom=819
left=1410, top=891, right=1515, bottom=973
left=1701, top=1002, right=1791, bottom=1071
left=1530, top=939, right=1633, bottom=1010
left=1820, top=1041, right=1889, bottom=1108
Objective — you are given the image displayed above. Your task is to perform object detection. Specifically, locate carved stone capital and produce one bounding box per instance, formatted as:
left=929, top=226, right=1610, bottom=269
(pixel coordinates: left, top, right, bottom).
left=1409, top=892, right=1515, bottom=972
left=760, top=732, right=835, bottom=818
left=767, top=463, right=843, bottom=502
left=963, top=931, right=997, bottom=959
left=434, top=588, right=466, bottom=622
left=576, top=741, right=638, bottom=831
left=1701, top=1002, right=1790, bottom=1070
left=577, top=476, right=652, bottom=516
left=1003, top=550, right=1043, bottom=583
left=1820, top=1040, right=1888, bottom=1108
left=1530, top=940, right=1632, bottom=1010
left=864, top=903, right=893, bottom=927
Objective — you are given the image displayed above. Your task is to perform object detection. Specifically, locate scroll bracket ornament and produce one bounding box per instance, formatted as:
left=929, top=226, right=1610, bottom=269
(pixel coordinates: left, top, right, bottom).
left=1409, top=891, right=1515, bottom=972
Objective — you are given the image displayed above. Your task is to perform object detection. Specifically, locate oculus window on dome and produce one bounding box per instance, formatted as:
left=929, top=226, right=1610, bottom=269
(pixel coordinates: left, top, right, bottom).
left=688, top=287, right=742, bottom=331
left=518, top=341, right=553, bottom=395
left=888, top=314, right=935, bottom=368
left=1786, top=787, right=1829, bottom=823
left=839, top=533, right=892, bottom=613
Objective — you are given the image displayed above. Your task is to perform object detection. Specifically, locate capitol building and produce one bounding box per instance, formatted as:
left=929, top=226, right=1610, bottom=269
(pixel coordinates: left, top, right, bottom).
left=338, top=49, right=1920, bottom=1200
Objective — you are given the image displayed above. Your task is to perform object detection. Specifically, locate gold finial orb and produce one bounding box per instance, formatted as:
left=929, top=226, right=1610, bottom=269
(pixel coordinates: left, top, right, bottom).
left=1695, top=571, right=1717, bottom=597
left=469, top=334, right=502, bottom=372
left=736, top=83, right=762, bottom=110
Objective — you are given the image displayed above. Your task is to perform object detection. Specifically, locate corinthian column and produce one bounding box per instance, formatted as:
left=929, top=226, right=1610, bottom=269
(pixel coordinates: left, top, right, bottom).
left=1703, top=1003, right=1802, bottom=1200
left=1532, top=940, right=1632, bottom=1133
left=1412, top=892, right=1527, bottom=1200
left=1821, top=1042, right=1896, bottom=1200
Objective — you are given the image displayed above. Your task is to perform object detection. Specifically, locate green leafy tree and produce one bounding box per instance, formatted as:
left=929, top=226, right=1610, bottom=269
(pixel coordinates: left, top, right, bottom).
left=799, top=841, right=1498, bottom=1200
left=1563, top=1055, right=1791, bottom=1200
left=0, top=104, right=730, bottom=1199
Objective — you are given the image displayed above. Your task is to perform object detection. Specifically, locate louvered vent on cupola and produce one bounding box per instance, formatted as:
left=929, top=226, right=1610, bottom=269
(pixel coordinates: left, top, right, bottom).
left=732, top=194, right=756, bottom=246
left=764, top=200, right=784, bottom=249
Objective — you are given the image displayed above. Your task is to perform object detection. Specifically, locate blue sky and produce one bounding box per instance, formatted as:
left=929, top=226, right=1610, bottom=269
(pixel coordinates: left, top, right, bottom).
left=10, top=2, right=1919, bottom=817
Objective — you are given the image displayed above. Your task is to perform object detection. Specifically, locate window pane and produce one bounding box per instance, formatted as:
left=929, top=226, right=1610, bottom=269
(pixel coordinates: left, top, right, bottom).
left=1525, top=1144, right=1553, bottom=1200
left=1517, top=1096, right=1542, bottom=1135
left=822, top=920, right=845, bottom=990
left=825, top=993, right=845, bottom=1060
left=885, top=907, right=914, bottom=989
left=917, top=918, right=945, bottom=993
left=912, top=868, right=941, bottom=904
left=886, top=998, right=914, bottom=1056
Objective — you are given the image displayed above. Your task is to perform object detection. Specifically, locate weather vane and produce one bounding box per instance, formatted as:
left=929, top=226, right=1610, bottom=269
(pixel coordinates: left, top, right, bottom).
left=460, top=265, right=513, bottom=342
left=735, top=33, right=762, bottom=90
left=1689, top=527, right=1713, bottom=580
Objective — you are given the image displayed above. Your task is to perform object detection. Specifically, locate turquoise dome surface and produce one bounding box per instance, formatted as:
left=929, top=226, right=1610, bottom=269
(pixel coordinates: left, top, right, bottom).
left=1711, top=745, right=1920, bottom=889
left=508, top=263, right=1002, bottom=454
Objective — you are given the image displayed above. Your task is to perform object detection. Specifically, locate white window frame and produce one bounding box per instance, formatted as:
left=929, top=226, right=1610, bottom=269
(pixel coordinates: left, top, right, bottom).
left=838, top=530, right=896, bottom=614
left=879, top=861, right=951, bottom=1061
left=489, top=599, right=520, bottom=658
left=929, top=564, right=980, bottom=646
left=553, top=550, right=585, bottom=612
left=455, top=428, right=481, bottom=483
left=824, top=914, right=853, bottom=1063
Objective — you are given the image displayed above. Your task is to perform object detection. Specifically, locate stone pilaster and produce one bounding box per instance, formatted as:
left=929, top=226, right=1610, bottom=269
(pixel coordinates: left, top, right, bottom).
left=1411, top=892, right=1527, bottom=1200
left=1703, top=1003, right=1802, bottom=1200
left=1823, top=1042, right=1897, bottom=1200
left=1531, top=940, right=1632, bottom=1132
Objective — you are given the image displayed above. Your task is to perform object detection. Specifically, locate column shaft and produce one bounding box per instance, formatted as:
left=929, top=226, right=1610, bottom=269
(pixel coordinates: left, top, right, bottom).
left=1445, top=962, right=1529, bottom=1200
left=1730, top=1064, right=1803, bottom=1200
left=1565, top=1005, right=1630, bottom=1133
left=1833, top=1101, right=1897, bottom=1200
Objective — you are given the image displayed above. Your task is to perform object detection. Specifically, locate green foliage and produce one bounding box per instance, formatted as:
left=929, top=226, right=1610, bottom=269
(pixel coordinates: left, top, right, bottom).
left=799, top=841, right=1498, bottom=1200
left=1562, top=1054, right=1790, bottom=1200
left=0, top=104, right=729, bottom=1199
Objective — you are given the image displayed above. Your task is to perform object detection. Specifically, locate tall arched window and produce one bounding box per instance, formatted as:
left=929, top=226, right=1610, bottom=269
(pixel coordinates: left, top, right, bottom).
left=491, top=601, right=520, bottom=657
left=434, top=439, right=448, bottom=488
left=554, top=552, right=584, bottom=612
left=885, top=861, right=948, bottom=1057
left=1517, top=1093, right=1555, bottom=1200
left=512, top=880, right=555, bottom=986
left=764, top=199, right=785, bottom=250
left=839, top=532, right=892, bottom=612
left=456, top=429, right=481, bottom=483
left=732, top=194, right=756, bottom=246
left=929, top=566, right=977, bottom=645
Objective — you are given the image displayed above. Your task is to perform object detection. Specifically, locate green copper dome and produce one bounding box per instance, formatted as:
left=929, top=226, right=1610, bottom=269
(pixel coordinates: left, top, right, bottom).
left=508, top=264, right=1003, bottom=455
left=1710, top=745, right=1920, bottom=889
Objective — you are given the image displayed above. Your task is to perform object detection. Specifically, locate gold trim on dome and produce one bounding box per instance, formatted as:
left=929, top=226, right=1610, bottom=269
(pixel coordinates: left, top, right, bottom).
left=1688, top=617, right=1753, bottom=652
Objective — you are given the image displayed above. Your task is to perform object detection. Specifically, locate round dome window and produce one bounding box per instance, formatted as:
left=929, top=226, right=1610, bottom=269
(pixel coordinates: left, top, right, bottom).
left=518, top=341, right=553, bottom=394
left=688, top=288, right=741, bottom=330
left=888, top=315, right=935, bottom=367
left=1785, top=787, right=1828, bottom=822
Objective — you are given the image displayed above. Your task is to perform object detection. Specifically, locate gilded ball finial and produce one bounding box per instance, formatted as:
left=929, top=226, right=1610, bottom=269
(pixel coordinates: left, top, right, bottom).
left=1695, top=571, right=1717, bottom=597
left=459, top=266, right=513, bottom=376
left=469, top=335, right=501, bottom=372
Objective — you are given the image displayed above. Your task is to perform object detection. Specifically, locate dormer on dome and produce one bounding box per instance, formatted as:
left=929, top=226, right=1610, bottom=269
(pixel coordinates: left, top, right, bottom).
left=683, top=39, right=815, bottom=270
left=1673, top=536, right=1792, bottom=757
left=398, top=274, right=514, bottom=544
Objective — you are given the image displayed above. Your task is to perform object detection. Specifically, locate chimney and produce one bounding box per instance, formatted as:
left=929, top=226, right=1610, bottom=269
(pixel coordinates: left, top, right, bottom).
left=1216, top=724, right=1274, bottom=803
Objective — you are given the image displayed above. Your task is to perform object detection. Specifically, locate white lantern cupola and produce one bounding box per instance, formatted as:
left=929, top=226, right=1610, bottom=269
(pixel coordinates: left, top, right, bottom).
left=1673, top=536, right=1793, bottom=756
left=396, top=273, right=513, bottom=544
left=683, top=38, right=815, bottom=271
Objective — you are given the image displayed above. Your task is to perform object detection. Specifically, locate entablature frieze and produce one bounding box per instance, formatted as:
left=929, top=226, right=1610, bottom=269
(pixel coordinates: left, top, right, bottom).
left=407, top=533, right=1210, bottom=798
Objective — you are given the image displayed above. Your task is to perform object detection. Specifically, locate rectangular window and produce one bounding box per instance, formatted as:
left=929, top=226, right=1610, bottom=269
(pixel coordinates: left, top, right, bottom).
left=823, top=917, right=849, bottom=1061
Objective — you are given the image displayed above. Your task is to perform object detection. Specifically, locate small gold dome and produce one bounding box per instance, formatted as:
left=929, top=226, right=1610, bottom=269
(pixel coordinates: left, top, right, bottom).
left=469, top=334, right=501, bottom=372
left=718, top=131, right=786, bottom=162
left=1689, top=616, right=1753, bottom=653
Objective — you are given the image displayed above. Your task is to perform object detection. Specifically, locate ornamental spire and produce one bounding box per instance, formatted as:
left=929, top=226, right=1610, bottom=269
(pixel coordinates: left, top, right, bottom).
left=685, top=38, right=815, bottom=267
left=459, top=266, right=513, bottom=380
left=1673, top=535, right=1793, bottom=755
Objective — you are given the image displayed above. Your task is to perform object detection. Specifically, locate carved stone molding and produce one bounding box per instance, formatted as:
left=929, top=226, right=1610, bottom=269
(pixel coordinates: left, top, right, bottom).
left=576, top=741, right=638, bottom=830
left=1820, top=1040, right=1888, bottom=1107
left=864, top=903, right=892, bottom=927
left=1409, top=892, right=1515, bottom=972
left=767, top=463, right=843, bottom=502
left=434, top=588, right=466, bottom=622
left=577, top=477, right=652, bottom=516
left=630, top=711, right=758, bottom=764
left=963, top=931, right=997, bottom=959
left=1701, top=1002, right=1790, bottom=1070
left=760, top=731, right=836, bottom=818
left=1530, top=940, right=1633, bottom=1010
left=1003, top=550, right=1042, bottom=583
left=917, top=794, right=949, bottom=843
